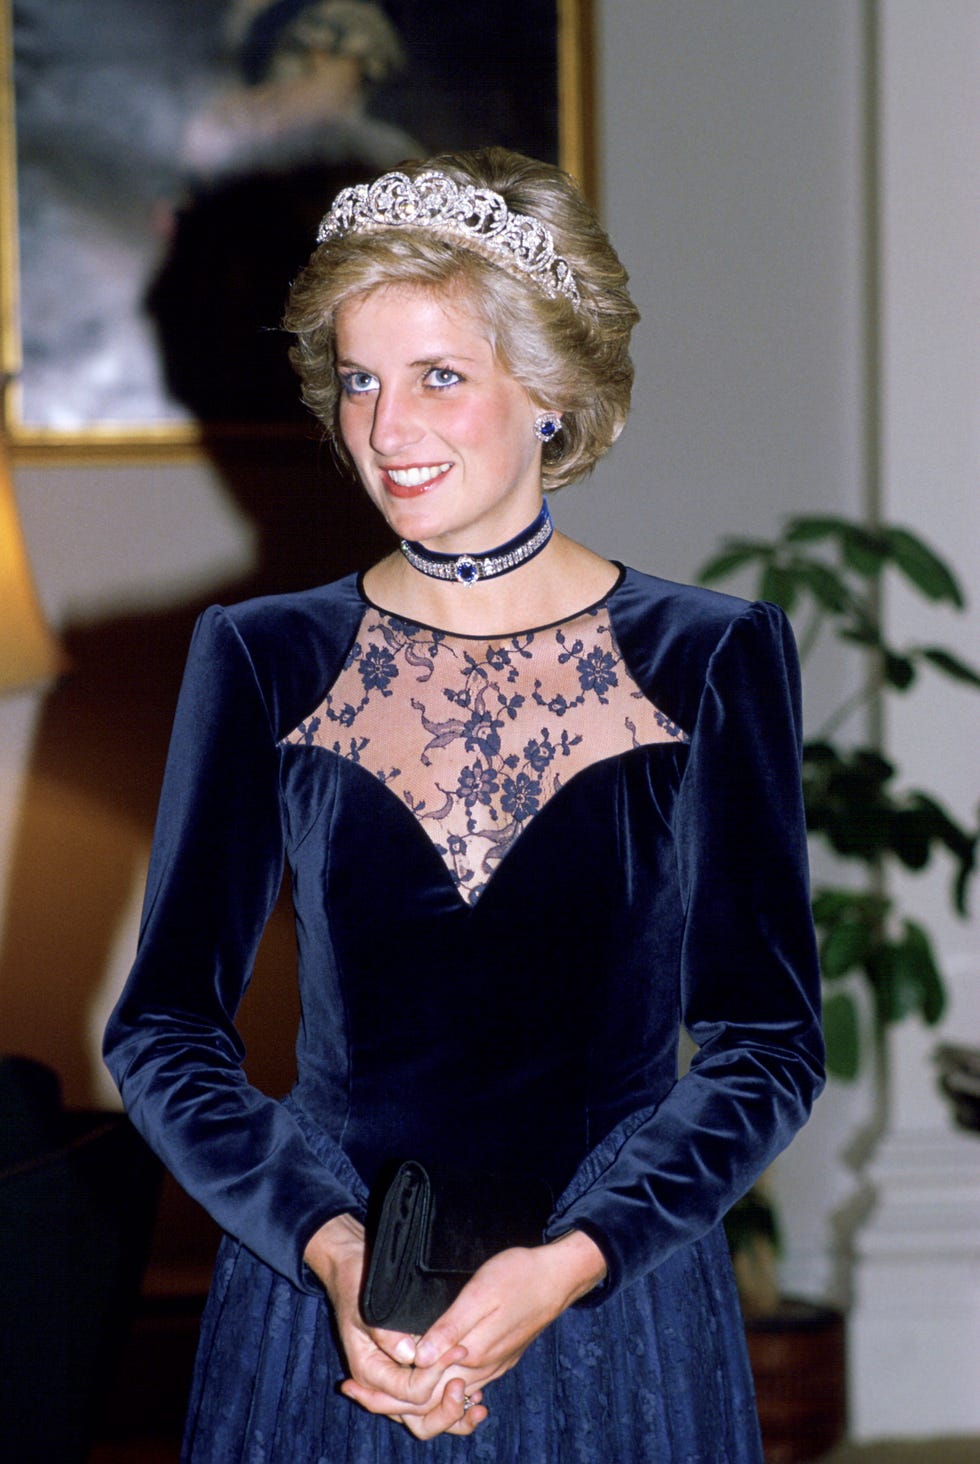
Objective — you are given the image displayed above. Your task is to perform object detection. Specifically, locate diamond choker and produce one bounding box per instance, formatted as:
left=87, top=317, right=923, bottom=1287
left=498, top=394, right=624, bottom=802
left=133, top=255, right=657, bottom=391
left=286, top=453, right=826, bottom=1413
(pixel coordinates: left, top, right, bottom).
left=317, top=170, right=582, bottom=307
left=399, top=502, right=554, bottom=586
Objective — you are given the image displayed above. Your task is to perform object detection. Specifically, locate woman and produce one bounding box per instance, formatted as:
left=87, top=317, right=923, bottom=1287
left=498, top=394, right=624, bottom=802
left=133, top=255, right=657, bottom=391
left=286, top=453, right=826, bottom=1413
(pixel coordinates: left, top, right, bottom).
left=104, top=148, right=824, bottom=1461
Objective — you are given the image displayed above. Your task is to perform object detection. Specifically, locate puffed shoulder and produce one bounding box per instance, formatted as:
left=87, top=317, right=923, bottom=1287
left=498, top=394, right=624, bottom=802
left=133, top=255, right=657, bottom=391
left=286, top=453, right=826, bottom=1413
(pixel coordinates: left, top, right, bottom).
left=609, top=565, right=793, bottom=734
left=544, top=567, right=821, bottom=1300
left=192, top=572, right=367, bottom=741
left=196, top=564, right=790, bottom=747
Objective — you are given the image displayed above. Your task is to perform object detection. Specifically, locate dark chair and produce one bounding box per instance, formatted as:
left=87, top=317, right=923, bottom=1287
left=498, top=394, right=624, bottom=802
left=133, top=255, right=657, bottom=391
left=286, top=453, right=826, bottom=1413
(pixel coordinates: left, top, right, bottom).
left=0, top=1056, right=161, bottom=1463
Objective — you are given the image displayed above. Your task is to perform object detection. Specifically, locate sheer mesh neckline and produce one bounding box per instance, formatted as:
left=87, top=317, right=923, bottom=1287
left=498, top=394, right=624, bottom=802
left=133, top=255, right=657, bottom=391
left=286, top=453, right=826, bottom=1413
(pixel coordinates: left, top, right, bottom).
left=354, top=562, right=627, bottom=642
left=284, top=591, right=688, bottom=905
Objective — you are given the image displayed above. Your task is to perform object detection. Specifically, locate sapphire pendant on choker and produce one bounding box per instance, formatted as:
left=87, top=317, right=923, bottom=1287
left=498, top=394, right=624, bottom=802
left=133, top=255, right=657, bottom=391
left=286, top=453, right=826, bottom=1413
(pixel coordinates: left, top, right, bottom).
left=399, top=502, right=554, bottom=586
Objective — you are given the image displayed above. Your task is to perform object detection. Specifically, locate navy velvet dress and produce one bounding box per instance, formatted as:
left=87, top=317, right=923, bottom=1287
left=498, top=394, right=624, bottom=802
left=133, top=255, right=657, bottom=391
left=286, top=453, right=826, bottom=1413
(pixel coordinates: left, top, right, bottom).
left=103, top=564, right=824, bottom=1462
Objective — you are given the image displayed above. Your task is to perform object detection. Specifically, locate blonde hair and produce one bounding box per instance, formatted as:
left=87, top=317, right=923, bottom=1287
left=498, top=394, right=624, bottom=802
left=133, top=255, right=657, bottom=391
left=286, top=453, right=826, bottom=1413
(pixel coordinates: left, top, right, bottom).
left=285, top=148, right=640, bottom=490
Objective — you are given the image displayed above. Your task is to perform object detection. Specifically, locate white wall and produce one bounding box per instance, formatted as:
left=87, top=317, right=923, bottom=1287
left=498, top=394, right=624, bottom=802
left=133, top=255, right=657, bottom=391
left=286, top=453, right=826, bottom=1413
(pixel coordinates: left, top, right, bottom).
left=846, top=3, right=980, bottom=1439
left=878, top=0, right=980, bottom=1080
left=589, top=0, right=872, bottom=1304
left=567, top=0, right=866, bottom=581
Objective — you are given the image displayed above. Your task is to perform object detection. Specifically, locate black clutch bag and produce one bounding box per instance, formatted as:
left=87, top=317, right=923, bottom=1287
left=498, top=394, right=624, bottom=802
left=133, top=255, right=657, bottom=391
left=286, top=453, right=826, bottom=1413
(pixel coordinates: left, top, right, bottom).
left=361, top=1160, right=555, bottom=1334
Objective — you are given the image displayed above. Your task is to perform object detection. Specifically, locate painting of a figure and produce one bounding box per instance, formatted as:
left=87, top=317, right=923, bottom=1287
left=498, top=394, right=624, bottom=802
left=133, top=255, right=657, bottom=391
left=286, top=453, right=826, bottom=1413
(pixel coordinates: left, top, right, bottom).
left=3, top=0, right=583, bottom=442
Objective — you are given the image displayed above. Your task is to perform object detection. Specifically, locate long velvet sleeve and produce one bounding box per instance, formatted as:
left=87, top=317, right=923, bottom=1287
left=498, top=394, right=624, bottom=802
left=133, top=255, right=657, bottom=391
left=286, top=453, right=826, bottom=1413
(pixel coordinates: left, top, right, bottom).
left=103, top=605, right=360, bottom=1292
left=546, top=600, right=825, bottom=1298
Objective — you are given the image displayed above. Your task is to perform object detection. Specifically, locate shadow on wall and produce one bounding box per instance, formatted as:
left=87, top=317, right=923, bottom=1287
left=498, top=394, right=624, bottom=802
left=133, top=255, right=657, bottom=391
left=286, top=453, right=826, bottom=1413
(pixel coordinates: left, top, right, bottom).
left=2, top=115, right=404, bottom=1113
left=0, top=439, right=391, bottom=1109
left=3, top=61, right=402, bottom=1291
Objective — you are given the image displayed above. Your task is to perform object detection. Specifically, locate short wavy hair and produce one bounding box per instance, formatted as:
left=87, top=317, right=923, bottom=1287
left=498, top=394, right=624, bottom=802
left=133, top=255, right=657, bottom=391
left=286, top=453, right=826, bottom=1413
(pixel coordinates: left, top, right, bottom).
left=285, top=148, right=640, bottom=490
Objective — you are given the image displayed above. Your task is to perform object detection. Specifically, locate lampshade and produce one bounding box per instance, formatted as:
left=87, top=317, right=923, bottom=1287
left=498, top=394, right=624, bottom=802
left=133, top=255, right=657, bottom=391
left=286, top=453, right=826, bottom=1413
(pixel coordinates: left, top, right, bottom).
left=0, top=435, right=67, bottom=693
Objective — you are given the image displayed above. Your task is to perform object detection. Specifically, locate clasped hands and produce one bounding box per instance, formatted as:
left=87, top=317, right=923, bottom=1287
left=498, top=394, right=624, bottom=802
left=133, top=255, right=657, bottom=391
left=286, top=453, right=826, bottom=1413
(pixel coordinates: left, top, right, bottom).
left=304, top=1212, right=606, bottom=1440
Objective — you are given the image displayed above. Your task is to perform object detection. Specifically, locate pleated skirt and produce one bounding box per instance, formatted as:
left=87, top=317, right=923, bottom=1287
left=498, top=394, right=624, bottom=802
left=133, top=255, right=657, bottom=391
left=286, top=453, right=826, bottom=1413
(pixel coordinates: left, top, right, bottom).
left=182, top=1218, right=762, bottom=1463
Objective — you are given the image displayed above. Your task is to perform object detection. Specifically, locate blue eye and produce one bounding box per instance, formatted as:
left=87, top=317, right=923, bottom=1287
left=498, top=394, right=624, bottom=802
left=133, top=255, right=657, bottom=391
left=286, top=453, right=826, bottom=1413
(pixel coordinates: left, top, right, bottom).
left=426, top=367, right=462, bottom=389
left=340, top=371, right=378, bottom=396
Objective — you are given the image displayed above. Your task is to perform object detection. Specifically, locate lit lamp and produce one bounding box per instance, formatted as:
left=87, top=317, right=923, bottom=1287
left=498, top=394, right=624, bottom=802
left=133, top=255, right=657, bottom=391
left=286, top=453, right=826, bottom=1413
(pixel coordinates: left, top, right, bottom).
left=0, top=433, right=66, bottom=693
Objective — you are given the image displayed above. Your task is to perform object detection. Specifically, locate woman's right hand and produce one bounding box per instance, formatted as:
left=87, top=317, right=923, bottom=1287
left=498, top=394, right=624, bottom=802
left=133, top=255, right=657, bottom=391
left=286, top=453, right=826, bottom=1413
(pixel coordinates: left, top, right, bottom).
left=303, top=1213, right=489, bottom=1439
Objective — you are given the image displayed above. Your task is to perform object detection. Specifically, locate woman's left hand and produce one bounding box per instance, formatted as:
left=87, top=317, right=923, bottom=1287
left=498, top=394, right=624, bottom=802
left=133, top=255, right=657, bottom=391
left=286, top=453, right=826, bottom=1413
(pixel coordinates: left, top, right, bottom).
left=305, top=1213, right=482, bottom=1436
left=341, top=1229, right=607, bottom=1413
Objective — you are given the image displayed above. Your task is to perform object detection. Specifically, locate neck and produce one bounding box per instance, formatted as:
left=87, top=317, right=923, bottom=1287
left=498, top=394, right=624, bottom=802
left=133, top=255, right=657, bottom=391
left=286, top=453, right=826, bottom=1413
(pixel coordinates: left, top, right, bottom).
left=400, top=502, right=553, bottom=587
left=364, top=533, right=620, bottom=638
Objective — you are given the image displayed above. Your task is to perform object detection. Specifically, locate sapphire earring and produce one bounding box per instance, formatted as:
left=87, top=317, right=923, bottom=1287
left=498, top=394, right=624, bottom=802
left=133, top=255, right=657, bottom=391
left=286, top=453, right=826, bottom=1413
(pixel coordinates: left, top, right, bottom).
left=533, top=412, right=562, bottom=443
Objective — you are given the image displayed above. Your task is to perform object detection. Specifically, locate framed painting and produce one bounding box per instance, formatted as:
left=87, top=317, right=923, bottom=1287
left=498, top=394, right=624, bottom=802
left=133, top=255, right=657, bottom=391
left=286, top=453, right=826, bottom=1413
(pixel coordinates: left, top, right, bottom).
left=0, top=0, right=594, bottom=458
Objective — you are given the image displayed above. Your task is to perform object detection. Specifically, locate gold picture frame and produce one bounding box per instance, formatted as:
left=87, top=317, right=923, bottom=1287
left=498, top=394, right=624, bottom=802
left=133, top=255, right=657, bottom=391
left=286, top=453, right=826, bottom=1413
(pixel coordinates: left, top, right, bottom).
left=1, top=0, right=594, bottom=462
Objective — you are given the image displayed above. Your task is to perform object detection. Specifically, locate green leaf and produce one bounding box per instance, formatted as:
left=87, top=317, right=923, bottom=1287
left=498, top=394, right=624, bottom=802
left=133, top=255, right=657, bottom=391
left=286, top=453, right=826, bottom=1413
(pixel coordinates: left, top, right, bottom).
left=760, top=563, right=798, bottom=612
left=905, top=791, right=977, bottom=860
left=868, top=944, right=910, bottom=1024
left=782, top=518, right=889, bottom=577
left=867, top=924, right=947, bottom=1027
left=803, top=740, right=840, bottom=765
left=889, top=808, right=934, bottom=871
left=883, top=652, right=916, bottom=690
left=895, top=920, right=946, bottom=1026
left=921, top=969, right=946, bottom=1025
left=811, top=888, right=858, bottom=922
left=798, top=561, right=851, bottom=613
left=812, top=886, right=890, bottom=928
left=881, top=526, right=964, bottom=606
left=880, top=793, right=977, bottom=884
left=784, top=515, right=852, bottom=543
left=820, top=918, right=872, bottom=978
left=698, top=542, right=770, bottom=583
left=841, top=526, right=890, bottom=576
left=851, top=747, right=896, bottom=783
left=839, top=625, right=883, bottom=650
left=953, top=835, right=978, bottom=917
left=823, top=991, right=861, bottom=1080
left=918, top=647, right=980, bottom=690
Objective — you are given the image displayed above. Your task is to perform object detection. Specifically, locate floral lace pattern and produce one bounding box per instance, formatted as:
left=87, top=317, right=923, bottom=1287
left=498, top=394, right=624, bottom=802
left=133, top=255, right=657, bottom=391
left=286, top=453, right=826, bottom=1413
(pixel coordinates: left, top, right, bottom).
left=283, top=604, right=688, bottom=903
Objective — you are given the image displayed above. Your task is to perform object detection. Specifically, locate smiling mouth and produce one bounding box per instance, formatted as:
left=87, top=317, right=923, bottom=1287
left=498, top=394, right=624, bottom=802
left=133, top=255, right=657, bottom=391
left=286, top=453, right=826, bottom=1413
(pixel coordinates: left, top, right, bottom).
left=383, top=463, right=453, bottom=493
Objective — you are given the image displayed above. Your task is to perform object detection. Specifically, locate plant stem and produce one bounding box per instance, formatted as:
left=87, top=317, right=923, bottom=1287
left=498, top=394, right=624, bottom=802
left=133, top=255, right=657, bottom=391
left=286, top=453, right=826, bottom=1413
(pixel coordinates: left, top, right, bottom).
left=797, top=604, right=824, bottom=665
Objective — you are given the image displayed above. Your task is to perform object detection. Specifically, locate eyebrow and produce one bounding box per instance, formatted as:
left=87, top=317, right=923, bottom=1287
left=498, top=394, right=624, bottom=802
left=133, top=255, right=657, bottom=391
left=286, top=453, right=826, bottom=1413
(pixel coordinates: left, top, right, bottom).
left=335, top=354, right=481, bottom=370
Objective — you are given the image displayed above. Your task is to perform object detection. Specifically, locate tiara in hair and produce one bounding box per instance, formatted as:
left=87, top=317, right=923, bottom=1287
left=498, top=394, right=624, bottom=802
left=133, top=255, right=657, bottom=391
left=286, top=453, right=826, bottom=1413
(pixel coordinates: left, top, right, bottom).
left=317, top=169, right=582, bottom=307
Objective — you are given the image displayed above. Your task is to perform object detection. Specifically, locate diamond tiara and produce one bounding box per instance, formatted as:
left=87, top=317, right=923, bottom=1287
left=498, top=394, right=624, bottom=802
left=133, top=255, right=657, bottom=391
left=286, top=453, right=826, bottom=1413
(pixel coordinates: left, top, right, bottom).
left=316, top=169, right=582, bottom=307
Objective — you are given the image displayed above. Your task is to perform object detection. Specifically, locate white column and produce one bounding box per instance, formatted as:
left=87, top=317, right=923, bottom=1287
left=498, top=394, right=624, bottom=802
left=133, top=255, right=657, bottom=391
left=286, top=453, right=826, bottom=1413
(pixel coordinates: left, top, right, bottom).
left=848, top=1, right=980, bottom=1439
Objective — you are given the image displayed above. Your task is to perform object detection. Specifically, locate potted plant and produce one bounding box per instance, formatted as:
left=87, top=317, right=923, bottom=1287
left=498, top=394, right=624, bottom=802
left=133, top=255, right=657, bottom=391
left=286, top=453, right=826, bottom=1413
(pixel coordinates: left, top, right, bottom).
left=700, top=514, right=978, bottom=1079
left=699, top=515, right=980, bottom=1460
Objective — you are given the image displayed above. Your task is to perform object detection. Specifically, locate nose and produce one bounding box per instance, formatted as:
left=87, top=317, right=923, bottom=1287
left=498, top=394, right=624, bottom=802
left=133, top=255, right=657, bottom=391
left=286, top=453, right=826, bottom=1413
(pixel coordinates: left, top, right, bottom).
left=369, top=384, right=423, bottom=457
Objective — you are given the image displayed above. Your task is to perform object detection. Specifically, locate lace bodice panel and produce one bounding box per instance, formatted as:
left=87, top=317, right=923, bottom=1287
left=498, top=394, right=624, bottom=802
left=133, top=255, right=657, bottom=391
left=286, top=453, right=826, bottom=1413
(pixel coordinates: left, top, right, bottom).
left=283, top=602, right=689, bottom=903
